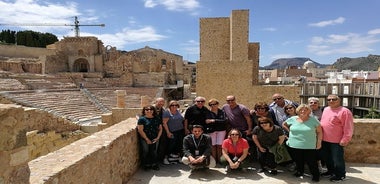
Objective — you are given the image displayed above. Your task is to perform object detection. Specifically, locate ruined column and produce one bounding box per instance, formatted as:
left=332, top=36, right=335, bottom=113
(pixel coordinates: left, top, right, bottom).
left=0, top=104, right=30, bottom=184
left=115, top=90, right=126, bottom=108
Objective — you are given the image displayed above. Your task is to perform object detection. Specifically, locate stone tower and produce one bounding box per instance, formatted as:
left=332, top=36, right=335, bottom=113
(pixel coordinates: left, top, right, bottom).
left=196, top=10, right=261, bottom=104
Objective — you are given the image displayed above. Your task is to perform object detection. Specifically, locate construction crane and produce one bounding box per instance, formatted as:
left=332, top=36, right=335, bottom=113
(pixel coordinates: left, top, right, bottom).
left=0, top=16, right=105, bottom=37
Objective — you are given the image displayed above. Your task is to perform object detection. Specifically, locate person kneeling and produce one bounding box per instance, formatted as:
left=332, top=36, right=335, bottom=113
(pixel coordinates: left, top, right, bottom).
left=182, top=125, right=216, bottom=170
left=220, top=129, right=249, bottom=172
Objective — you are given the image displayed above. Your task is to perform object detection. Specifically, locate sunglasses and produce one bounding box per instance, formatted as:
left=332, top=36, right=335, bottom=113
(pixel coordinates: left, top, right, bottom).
left=209, top=103, right=218, bottom=106
left=230, top=133, right=239, bottom=136
left=259, top=122, right=270, bottom=125
left=273, top=97, right=283, bottom=101
left=144, top=109, right=153, bottom=111
left=285, top=107, right=294, bottom=110
left=170, top=104, right=179, bottom=107
left=196, top=100, right=205, bottom=103
left=327, top=98, right=338, bottom=102
left=309, top=102, right=318, bottom=104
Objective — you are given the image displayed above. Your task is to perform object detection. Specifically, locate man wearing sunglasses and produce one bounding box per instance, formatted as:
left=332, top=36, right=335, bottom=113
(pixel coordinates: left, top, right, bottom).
left=320, top=94, right=354, bottom=182
left=308, top=97, right=324, bottom=121
left=184, top=96, right=210, bottom=135
left=269, top=93, right=298, bottom=127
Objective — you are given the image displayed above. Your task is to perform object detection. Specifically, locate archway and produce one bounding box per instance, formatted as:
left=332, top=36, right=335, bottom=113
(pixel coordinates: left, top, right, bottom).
left=73, top=58, right=89, bottom=72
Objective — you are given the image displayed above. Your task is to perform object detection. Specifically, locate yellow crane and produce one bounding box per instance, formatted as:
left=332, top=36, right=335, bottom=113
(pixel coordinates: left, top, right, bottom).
left=0, top=16, right=105, bottom=37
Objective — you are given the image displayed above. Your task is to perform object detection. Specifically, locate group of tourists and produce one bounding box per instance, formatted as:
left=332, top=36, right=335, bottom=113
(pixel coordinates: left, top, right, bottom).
left=136, top=93, right=354, bottom=182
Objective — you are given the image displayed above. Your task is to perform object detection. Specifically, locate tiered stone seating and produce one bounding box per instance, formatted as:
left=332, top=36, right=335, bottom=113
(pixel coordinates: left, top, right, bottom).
left=24, top=78, right=77, bottom=90
left=4, top=90, right=104, bottom=122
left=1, top=87, right=159, bottom=123
left=90, top=87, right=159, bottom=109
left=0, top=78, right=27, bottom=90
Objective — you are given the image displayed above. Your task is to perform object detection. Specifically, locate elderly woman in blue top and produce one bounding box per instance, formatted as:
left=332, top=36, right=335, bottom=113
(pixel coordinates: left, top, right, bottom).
left=137, top=105, right=163, bottom=171
left=282, top=104, right=322, bottom=182
left=162, top=100, right=185, bottom=164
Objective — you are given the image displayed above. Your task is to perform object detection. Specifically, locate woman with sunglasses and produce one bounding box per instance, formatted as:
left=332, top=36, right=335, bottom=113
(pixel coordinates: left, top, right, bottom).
left=205, top=98, right=227, bottom=164
left=137, top=105, right=163, bottom=170
left=220, top=129, right=249, bottom=172
left=282, top=104, right=322, bottom=182
left=251, top=102, right=277, bottom=127
left=252, top=117, right=286, bottom=175
left=162, top=100, right=185, bottom=164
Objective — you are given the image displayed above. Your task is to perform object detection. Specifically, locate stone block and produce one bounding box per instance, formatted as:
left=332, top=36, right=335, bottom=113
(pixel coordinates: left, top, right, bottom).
left=10, top=147, right=29, bottom=166
left=81, top=125, right=99, bottom=133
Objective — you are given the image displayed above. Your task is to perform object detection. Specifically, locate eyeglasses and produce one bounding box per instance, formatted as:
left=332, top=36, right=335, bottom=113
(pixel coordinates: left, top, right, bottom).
left=259, top=122, right=270, bottom=125
left=209, top=103, right=218, bottom=106
left=195, top=100, right=205, bottom=103
left=272, top=97, right=283, bottom=101
left=285, top=107, right=294, bottom=110
left=226, top=99, right=235, bottom=102
left=144, top=109, right=153, bottom=111
left=230, top=134, right=239, bottom=136
left=309, top=101, right=318, bottom=104
left=327, top=98, right=338, bottom=102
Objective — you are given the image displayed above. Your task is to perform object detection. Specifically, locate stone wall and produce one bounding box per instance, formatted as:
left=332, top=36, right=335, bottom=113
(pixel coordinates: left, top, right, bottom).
left=0, top=104, right=30, bottom=184
left=27, top=130, right=87, bottom=160
left=197, top=59, right=301, bottom=108
left=28, top=118, right=140, bottom=184
left=346, top=119, right=380, bottom=163
left=0, top=45, right=55, bottom=58
left=18, top=107, right=87, bottom=162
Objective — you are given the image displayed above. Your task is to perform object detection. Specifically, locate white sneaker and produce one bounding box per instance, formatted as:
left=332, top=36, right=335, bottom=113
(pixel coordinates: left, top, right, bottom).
left=163, top=158, right=170, bottom=165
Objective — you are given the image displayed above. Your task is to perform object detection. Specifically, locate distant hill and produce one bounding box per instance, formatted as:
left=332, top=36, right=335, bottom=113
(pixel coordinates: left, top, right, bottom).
left=261, top=55, right=380, bottom=71
left=261, top=57, right=327, bottom=69
left=333, top=55, right=380, bottom=71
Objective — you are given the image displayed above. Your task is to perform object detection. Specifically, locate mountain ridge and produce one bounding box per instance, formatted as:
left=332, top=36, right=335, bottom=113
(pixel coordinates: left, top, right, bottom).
left=261, top=55, right=380, bottom=71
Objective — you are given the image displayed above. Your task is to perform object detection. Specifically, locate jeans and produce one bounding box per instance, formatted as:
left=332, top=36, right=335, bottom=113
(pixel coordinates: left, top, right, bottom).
left=322, top=141, right=346, bottom=177
left=167, top=129, right=185, bottom=156
left=140, top=137, right=159, bottom=166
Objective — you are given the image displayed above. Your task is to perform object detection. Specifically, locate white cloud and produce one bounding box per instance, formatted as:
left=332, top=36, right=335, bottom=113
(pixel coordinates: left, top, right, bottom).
left=308, top=32, right=380, bottom=55
left=83, top=26, right=166, bottom=49
left=368, top=28, right=380, bottom=35
left=262, top=27, right=276, bottom=32
left=271, top=54, right=294, bottom=60
left=309, top=17, right=345, bottom=27
left=143, top=0, right=200, bottom=12
left=180, top=39, right=199, bottom=55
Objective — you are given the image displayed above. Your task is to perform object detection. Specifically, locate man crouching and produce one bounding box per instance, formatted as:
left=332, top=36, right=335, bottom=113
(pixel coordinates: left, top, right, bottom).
left=182, top=125, right=216, bottom=170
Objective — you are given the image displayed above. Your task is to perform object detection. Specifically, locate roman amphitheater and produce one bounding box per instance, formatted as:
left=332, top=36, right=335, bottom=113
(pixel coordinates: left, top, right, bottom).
left=1, top=10, right=379, bottom=184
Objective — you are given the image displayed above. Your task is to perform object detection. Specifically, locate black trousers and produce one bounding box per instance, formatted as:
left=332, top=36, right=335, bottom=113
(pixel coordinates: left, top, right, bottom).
left=288, top=147, right=320, bottom=179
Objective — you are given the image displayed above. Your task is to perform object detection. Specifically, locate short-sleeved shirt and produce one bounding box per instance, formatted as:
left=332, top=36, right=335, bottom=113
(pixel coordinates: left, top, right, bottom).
left=163, top=109, right=184, bottom=132
left=137, top=116, right=162, bottom=140
left=222, top=138, right=249, bottom=157
left=285, top=116, right=320, bottom=149
left=252, top=125, right=284, bottom=148
left=222, top=104, right=250, bottom=131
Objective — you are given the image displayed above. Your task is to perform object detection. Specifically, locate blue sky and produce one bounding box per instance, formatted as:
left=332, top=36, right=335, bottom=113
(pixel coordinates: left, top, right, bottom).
left=1, top=0, right=380, bottom=67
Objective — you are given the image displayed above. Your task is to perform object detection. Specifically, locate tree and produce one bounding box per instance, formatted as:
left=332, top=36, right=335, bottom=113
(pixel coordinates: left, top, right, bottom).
left=0, top=29, right=58, bottom=47
left=364, top=107, right=380, bottom=119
